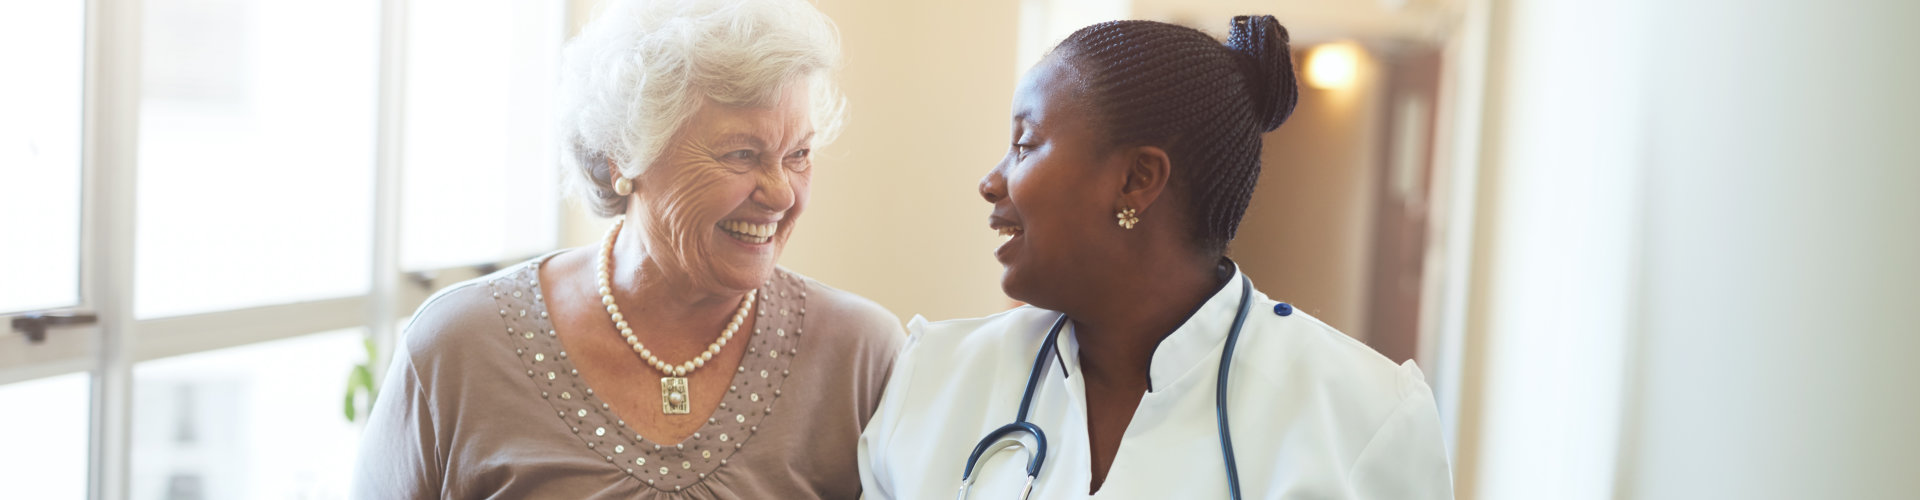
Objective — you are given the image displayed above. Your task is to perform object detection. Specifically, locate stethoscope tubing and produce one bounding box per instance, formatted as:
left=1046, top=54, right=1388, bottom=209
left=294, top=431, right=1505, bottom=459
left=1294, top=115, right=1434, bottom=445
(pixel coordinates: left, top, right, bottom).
left=956, top=315, right=1067, bottom=499
left=1216, top=276, right=1255, bottom=500
left=958, top=275, right=1254, bottom=500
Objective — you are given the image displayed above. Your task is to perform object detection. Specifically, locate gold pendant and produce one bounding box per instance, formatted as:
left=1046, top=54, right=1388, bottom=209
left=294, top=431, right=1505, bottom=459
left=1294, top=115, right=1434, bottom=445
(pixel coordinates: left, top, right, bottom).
left=661, top=377, right=691, bottom=414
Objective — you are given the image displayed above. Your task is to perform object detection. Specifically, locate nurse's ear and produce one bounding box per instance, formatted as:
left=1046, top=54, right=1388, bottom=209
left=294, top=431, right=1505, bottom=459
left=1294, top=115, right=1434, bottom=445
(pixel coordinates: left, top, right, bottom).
left=1115, top=145, right=1172, bottom=227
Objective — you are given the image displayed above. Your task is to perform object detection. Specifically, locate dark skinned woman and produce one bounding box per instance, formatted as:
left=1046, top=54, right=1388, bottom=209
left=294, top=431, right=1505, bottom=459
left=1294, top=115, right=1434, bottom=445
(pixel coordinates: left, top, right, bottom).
left=858, top=16, right=1453, bottom=499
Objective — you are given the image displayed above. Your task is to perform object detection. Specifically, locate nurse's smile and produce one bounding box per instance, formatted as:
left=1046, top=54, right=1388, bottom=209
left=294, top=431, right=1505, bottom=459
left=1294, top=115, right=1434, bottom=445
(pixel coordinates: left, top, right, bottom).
left=989, top=215, right=1023, bottom=261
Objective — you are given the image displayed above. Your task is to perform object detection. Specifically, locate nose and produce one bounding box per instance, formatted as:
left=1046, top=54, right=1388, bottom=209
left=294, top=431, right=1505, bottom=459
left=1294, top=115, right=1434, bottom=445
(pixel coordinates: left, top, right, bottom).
left=979, top=156, right=1009, bottom=204
left=752, top=168, right=796, bottom=213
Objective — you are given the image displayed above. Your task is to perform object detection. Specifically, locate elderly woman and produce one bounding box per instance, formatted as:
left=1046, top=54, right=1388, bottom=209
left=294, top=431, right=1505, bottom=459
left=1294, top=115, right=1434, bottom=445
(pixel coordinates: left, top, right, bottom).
left=859, top=16, right=1452, bottom=499
left=350, top=0, right=902, bottom=498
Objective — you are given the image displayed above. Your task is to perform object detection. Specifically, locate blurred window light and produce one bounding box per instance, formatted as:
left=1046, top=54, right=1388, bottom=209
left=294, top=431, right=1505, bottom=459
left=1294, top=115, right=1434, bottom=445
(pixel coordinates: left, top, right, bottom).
left=130, top=329, right=368, bottom=500
left=1306, top=42, right=1362, bottom=90
left=400, top=0, right=563, bottom=271
left=135, top=0, right=381, bottom=318
left=0, top=0, right=86, bottom=314
left=1016, top=0, right=1132, bottom=76
left=0, top=373, right=90, bottom=499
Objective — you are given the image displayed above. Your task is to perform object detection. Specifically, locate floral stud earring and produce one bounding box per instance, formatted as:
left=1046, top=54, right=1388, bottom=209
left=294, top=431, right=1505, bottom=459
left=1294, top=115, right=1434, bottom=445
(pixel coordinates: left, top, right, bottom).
left=1116, top=207, right=1139, bottom=229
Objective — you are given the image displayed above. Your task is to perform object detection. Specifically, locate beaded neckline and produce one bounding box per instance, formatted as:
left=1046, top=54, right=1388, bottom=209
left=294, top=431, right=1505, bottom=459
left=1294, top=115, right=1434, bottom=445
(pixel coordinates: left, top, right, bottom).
left=485, top=257, right=812, bottom=492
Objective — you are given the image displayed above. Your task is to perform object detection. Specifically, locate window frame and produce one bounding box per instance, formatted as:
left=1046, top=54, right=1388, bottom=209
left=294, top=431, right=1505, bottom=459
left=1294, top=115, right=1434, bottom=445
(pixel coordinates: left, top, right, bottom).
left=0, top=1, right=572, bottom=498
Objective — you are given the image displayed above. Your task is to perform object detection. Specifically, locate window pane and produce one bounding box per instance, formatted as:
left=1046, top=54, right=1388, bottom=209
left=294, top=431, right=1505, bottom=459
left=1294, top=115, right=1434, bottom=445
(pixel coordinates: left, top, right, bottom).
left=131, top=329, right=369, bottom=500
left=399, top=0, right=562, bottom=271
left=0, top=0, right=85, bottom=314
left=135, top=0, right=380, bottom=318
left=0, top=372, right=92, bottom=500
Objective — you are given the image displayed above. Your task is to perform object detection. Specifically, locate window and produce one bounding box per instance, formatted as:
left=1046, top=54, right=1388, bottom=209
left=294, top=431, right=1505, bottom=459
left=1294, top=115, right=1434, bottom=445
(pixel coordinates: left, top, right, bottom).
left=130, top=330, right=368, bottom=500
left=400, top=0, right=563, bottom=271
left=0, top=2, right=569, bottom=498
left=134, top=0, right=381, bottom=319
left=0, top=373, right=90, bottom=499
left=0, top=3, right=89, bottom=495
left=0, top=0, right=86, bottom=315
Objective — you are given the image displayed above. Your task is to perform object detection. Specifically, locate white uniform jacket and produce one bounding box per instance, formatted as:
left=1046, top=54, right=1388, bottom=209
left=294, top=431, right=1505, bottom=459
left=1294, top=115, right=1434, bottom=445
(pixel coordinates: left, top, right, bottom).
left=859, top=268, right=1454, bottom=499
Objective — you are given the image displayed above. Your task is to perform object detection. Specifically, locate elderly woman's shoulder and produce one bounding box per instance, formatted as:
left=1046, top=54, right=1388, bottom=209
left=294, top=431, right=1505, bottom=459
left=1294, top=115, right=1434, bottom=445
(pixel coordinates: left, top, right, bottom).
left=777, top=268, right=904, bottom=350
left=396, top=264, right=537, bottom=361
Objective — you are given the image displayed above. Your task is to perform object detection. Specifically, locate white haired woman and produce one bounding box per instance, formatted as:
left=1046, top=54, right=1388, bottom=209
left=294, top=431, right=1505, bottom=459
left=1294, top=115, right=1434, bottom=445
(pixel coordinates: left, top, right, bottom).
left=350, top=0, right=902, bottom=498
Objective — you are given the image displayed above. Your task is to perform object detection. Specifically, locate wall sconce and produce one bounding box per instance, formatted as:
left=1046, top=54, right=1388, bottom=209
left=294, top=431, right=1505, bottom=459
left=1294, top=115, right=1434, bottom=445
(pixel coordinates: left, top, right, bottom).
left=1305, top=42, right=1362, bottom=90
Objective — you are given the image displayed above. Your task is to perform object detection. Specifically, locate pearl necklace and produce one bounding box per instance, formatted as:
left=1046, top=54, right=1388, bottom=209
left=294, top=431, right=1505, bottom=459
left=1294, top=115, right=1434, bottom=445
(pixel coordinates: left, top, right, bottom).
left=597, top=218, right=756, bottom=414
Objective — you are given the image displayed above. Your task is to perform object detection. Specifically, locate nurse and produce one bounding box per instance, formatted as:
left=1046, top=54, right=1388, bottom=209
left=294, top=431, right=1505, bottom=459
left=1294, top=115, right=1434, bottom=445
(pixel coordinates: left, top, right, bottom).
left=858, top=15, right=1454, bottom=499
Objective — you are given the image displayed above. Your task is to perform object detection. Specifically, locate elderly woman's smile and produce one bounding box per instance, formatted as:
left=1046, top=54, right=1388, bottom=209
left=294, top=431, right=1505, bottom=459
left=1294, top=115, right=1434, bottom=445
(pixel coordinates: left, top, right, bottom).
left=719, top=219, right=779, bottom=245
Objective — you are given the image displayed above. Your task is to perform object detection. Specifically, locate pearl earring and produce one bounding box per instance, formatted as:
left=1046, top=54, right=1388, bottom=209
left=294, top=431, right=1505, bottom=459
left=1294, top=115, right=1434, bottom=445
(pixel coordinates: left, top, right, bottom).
left=1116, top=207, right=1139, bottom=229
left=613, top=176, right=633, bottom=196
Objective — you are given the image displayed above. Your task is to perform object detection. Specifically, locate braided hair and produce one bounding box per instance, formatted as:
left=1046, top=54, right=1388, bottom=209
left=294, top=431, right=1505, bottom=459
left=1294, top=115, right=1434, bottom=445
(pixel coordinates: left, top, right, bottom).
left=1054, top=15, right=1299, bottom=255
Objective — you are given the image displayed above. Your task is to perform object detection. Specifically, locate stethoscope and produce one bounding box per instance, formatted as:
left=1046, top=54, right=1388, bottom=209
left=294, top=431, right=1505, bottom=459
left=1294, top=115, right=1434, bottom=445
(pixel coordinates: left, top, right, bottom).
left=956, top=275, right=1257, bottom=500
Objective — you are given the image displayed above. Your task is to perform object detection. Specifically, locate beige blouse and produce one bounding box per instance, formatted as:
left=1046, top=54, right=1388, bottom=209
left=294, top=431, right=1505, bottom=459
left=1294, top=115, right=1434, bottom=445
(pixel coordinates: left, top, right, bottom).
left=351, top=257, right=904, bottom=499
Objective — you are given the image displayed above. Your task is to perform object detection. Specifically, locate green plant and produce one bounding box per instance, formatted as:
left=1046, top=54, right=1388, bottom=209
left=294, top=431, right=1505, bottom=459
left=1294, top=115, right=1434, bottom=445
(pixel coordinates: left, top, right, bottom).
left=344, top=335, right=380, bottom=422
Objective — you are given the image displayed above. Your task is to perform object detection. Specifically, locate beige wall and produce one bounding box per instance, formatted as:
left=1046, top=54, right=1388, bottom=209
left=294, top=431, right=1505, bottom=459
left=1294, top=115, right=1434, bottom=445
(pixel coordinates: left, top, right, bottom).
left=1231, top=47, right=1387, bottom=339
left=783, top=0, right=1023, bottom=322
left=560, top=0, right=1025, bottom=323
left=1130, top=0, right=1456, bottom=44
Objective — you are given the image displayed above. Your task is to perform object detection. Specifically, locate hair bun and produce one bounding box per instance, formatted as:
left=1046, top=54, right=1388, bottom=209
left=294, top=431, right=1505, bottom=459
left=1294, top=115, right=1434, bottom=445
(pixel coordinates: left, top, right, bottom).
left=1226, top=15, right=1299, bottom=132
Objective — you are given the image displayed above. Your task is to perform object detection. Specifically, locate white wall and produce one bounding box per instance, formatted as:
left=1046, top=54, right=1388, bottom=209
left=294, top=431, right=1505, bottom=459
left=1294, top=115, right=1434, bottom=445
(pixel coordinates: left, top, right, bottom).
left=1622, top=0, right=1920, bottom=498
left=1458, top=0, right=1644, bottom=497
left=1462, top=0, right=1920, bottom=498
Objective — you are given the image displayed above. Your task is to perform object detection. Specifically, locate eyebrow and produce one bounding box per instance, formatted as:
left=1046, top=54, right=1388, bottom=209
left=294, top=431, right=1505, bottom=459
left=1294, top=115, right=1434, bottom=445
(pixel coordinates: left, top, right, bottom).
left=713, top=131, right=816, bottom=149
left=712, top=133, right=767, bottom=149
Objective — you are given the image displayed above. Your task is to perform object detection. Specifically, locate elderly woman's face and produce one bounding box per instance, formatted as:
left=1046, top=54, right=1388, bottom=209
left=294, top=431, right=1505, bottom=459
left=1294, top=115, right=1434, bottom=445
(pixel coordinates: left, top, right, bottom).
left=630, top=83, right=815, bottom=292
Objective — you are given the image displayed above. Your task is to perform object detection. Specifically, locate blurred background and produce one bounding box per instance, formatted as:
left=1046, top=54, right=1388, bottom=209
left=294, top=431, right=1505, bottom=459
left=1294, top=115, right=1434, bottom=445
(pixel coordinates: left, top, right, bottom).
left=1, top=0, right=1914, bottom=498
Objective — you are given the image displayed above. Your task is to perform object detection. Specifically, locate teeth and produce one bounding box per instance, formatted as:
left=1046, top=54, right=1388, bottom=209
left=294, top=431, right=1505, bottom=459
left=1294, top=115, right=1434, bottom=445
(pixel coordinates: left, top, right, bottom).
left=719, top=220, right=778, bottom=243
left=996, top=226, right=1022, bottom=238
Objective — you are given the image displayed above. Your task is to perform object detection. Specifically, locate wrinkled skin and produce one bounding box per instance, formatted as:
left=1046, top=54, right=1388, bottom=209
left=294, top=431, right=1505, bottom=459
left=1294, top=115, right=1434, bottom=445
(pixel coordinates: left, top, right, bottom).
left=624, top=83, right=815, bottom=298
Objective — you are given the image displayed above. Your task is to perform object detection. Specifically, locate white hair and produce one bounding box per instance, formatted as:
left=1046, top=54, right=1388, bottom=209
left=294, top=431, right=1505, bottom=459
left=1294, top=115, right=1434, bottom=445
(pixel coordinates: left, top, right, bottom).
left=558, top=0, right=846, bottom=217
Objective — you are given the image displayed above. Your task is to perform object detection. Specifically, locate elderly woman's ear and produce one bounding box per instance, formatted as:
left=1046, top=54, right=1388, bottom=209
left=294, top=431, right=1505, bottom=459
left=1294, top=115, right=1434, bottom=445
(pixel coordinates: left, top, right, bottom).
left=608, top=158, right=633, bottom=196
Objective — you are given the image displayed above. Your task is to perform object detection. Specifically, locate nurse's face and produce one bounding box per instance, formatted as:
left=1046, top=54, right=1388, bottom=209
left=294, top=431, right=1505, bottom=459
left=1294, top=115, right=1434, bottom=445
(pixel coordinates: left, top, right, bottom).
left=979, top=56, right=1131, bottom=309
left=627, top=83, right=815, bottom=294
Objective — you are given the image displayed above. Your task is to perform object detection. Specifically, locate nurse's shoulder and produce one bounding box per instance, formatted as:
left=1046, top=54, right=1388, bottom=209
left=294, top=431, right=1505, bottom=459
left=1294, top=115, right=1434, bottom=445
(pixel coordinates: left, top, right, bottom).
left=901, top=305, right=1059, bottom=370
left=867, top=305, right=1060, bottom=424
left=1241, top=294, right=1454, bottom=494
left=1240, top=295, right=1434, bottom=420
left=860, top=305, right=1060, bottom=491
